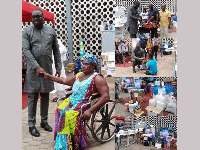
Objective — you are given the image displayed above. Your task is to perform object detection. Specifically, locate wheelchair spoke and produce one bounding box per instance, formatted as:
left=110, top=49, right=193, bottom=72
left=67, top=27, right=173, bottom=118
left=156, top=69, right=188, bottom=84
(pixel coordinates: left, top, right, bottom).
left=108, top=104, right=115, bottom=118
left=105, top=104, right=108, bottom=117
left=100, top=108, right=105, bottom=119
left=101, top=126, right=106, bottom=139
left=109, top=116, right=115, bottom=121
left=107, top=125, right=111, bottom=137
left=94, top=119, right=105, bottom=122
left=96, top=122, right=106, bottom=133
left=109, top=122, right=115, bottom=127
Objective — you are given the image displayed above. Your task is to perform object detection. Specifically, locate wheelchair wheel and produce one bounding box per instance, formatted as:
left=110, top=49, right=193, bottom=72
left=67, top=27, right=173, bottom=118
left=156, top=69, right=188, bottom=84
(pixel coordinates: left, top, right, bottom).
left=90, top=100, right=116, bottom=143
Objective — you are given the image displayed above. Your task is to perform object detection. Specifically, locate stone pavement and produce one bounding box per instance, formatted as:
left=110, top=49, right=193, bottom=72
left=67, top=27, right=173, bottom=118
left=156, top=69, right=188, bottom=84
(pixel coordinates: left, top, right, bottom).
left=115, top=51, right=176, bottom=77
left=22, top=82, right=115, bottom=150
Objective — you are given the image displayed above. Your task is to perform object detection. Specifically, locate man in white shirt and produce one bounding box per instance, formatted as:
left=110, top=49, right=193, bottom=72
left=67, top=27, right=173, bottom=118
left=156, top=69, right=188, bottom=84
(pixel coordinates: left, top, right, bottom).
left=140, top=8, right=148, bottom=23
left=118, top=41, right=129, bottom=63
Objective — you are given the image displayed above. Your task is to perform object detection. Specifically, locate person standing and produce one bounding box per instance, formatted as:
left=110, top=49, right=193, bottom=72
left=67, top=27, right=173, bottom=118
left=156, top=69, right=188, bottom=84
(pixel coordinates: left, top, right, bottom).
left=118, top=41, right=129, bottom=61
left=151, top=38, right=161, bottom=60
left=127, top=1, right=140, bottom=38
left=22, top=9, right=62, bottom=137
left=159, top=4, right=171, bottom=38
left=148, top=3, right=159, bottom=38
left=51, top=39, right=68, bottom=102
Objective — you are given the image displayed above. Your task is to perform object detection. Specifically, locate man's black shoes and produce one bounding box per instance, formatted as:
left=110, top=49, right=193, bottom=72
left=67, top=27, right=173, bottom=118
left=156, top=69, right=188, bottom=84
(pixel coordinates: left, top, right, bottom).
left=40, top=123, right=53, bottom=132
left=29, top=126, right=40, bottom=137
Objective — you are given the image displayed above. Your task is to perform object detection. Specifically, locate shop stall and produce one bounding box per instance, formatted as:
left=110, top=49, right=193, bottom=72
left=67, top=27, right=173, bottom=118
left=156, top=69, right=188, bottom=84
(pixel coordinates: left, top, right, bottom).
left=115, top=116, right=177, bottom=150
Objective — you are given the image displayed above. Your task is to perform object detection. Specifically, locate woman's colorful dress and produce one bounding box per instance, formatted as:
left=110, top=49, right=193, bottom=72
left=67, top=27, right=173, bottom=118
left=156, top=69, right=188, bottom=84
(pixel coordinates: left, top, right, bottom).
left=54, top=72, right=98, bottom=150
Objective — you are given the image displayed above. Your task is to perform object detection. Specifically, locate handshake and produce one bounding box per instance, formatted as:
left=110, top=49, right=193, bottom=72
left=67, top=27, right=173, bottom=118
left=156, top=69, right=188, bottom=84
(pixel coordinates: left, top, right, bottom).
left=36, top=67, right=61, bottom=78
left=36, top=67, right=48, bottom=78
left=38, top=72, right=48, bottom=78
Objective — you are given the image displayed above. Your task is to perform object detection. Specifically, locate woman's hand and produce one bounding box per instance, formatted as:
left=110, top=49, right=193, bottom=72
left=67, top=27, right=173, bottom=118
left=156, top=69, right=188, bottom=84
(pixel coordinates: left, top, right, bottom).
left=39, top=72, right=49, bottom=79
left=82, top=109, right=92, bottom=120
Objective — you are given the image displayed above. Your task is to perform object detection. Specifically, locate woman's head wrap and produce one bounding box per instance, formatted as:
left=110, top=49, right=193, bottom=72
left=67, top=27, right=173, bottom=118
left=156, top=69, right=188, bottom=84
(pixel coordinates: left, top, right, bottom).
left=83, top=54, right=98, bottom=64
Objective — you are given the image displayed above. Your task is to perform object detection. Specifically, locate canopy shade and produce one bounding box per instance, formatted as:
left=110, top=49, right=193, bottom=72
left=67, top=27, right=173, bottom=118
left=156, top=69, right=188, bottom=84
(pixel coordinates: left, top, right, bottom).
left=22, top=0, right=55, bottom=24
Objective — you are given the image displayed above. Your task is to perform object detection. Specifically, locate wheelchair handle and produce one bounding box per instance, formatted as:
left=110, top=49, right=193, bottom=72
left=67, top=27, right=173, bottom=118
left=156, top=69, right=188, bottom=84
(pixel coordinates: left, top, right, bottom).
left=57, top=98, right=62, bottom=107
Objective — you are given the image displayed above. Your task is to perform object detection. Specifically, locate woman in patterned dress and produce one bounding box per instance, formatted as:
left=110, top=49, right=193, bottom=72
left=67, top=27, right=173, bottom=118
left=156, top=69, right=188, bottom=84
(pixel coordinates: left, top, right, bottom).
left=40, top=54, right=110, bottom=150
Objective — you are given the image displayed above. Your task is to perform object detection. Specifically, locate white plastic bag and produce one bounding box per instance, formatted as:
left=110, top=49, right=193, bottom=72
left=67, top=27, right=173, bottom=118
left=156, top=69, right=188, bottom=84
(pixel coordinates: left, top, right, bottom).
left=165, top=95, right=170, bottom=103
left=154, top=94, right=166, bottom=103
left=166, top=102, right=177, bottom=114
left=133, top=101, right=138, bottom=107
left=129, top=104, right=135, bottom=114
left=156, top=101, right=166, bottom=110
left=149, top=99, right=156, bottom=107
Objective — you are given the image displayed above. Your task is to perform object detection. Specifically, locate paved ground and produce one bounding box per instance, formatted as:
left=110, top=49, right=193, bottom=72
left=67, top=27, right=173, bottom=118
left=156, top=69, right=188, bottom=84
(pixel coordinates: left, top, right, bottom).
left=115, top=51, right=176, bottom=77
left=22, top=81, right=115, bottom=150
left=115, top=92, right=133, bottom=117
left=117, top=143, right=153, bottom=150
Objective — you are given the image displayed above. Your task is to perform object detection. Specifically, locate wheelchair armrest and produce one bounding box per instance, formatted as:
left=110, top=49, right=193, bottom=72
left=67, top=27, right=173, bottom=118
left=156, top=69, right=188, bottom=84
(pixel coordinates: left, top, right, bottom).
left=90, top=93, right=100, bottom=100
left=80, top=102, right=91, bottom=117
left=57, top=90, right=73, bottom=107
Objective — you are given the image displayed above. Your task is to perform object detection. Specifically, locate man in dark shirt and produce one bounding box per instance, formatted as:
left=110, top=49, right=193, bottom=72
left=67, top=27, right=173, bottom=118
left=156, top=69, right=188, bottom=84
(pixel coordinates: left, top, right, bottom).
left=22, top=9, right=62, bottom=137
left=131, top=43, right=146, bottom=73
left=148, top=3, right=159, bottom=38
left=127, top=1, right=140, bottom=38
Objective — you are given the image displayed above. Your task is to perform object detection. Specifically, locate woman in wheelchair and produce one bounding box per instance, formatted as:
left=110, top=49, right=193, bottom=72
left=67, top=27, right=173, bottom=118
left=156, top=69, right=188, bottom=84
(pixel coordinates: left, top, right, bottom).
left=40, top=54, right=110, bottom=150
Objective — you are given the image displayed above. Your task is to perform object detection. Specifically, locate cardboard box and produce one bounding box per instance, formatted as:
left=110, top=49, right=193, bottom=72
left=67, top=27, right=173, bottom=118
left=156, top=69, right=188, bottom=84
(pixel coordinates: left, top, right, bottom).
left=145, top=105, right=154, bottom=112
left=145, top=105, right=163, bottom=116
left=154, top=107, right=163, bottom=116
left=101, top=70, right=107, bottom=77
left=106, top=77, right=115, bottom=84
left=101, top=53, right=107, bottom=60
left=134, top=111, right=144, bottom=117
left=150, top=148, right=163, bottom=150
left=66, top=63, right=75, bottom=73
left=134, top=108, right=142, bottom=113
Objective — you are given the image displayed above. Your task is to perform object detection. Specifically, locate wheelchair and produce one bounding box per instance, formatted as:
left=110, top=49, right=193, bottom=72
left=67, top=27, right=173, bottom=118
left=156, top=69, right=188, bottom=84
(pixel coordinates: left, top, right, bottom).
left=60, top=57, right=116, bottom=143
left=57, top=85, right=116, bottom=143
